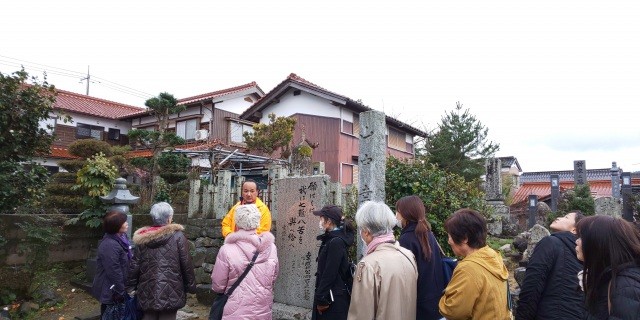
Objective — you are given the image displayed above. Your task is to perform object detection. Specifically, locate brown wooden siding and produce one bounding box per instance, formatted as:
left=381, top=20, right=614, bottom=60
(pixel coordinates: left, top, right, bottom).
left=52, top=124, right=129, bottom=148
left=211, top=108, right=239, bottom=143
left=387, top=147, right=413, bottom=160
left=290, top=114, right=341, bottom=182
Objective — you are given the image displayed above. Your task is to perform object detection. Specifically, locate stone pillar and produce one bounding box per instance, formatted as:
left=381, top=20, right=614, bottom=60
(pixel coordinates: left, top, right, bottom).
left=573, top=160, right=587, bottom=186
left=213, top=170, right=233, bottom=219
left=357, top=110, right=386, bottom=205
left=611, top=162, right=621, bottom=200
left=621, top=172, right=633, bottom=222
left=550, top=174, right=560, bottom=212
left=357, top=110, right=387, bottom=259
left=188, top=179, right=201, bottom=218
left=528, top=195, right=538, bottom=228
left=272, top=175, right=331, bottom=309
left=200, top=184, right=214, bottom=219
left=485, top=158, right=503, bottom=201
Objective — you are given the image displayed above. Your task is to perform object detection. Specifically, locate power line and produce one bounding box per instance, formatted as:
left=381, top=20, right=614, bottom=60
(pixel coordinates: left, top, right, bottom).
left=0, top=55, right=154, bottom=100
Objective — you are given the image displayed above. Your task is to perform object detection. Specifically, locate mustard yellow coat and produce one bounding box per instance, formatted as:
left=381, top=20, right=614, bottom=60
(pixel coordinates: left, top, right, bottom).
left=221, top=198, right=271, bottom=238
left=438, top=245, right=511, bottom=320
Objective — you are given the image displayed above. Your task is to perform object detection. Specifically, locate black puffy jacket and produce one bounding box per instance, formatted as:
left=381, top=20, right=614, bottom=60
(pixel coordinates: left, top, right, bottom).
left=585, top=265, right=640, bottom=320
left=312, top=228, right=355, bottom=320
left=127, top=224, right=196, bottom=312
left=515, top=231, right=585, bottom=320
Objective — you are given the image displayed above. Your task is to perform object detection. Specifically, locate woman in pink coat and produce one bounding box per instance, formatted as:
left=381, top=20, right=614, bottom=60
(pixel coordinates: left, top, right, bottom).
left=211, top=204, right=279, bottom=319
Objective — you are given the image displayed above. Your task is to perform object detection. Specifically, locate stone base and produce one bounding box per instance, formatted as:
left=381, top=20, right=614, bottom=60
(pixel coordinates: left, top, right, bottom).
left=272, top=302, right=312, bottom=320
left=195, top=284, right=217, bottom=306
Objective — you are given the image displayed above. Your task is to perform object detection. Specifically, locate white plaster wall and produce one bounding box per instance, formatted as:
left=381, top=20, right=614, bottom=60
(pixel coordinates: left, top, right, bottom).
left=260, top=90, right=341, bottom=123
left=216, top=96, right=254, bottom=114
left=65, top=112, right=132, bottom=134
left=33, top=158, right=68, bottom=172
left=405, top=133, right=413, bottom=143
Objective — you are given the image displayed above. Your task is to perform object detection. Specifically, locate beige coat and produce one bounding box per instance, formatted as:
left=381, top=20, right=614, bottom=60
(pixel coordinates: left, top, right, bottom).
left=347, top=242, right=418, bottom=320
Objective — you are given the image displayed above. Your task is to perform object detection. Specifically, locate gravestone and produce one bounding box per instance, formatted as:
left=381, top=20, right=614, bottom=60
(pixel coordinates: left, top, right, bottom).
left=573, top=160, right=587, bottom=186
left=485, top=158, right=503, bottom=201
left=272, top=175, right=331, bottom=309
left=485, top=158, right=510, bottom=236
left=595, top=196, right=622, bottom=217
left=611, top=162, right=621, bottom=200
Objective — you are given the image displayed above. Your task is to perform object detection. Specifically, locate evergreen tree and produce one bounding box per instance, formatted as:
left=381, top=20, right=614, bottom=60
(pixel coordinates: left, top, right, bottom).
left=425, top=102, right=499, bottom=182
left=0, top=69, right=57, bottom=210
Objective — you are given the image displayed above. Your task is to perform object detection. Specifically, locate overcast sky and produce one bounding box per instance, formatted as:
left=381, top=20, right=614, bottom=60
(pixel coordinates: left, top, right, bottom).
left=2, top=1, right=639, bottom=173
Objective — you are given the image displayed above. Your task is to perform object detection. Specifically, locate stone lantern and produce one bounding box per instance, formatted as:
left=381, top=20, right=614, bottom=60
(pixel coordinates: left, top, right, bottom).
left=86, top=178, right=140, bottom=285
left=100, top=177, right=139, bottom=240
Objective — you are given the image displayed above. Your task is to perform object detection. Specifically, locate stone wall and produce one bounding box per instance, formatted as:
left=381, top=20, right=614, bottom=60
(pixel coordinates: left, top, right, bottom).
left=0, top=214, right=103, bottom=266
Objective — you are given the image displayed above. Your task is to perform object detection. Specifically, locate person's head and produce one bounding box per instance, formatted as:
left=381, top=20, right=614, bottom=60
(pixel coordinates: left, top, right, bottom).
left=150, top=202, right=174, bottom=226
left=103, top=210, right=128, bottom=235
left=234, top=204, right=261, bottom=231
left=444, top=208, right=487, bottom=257
left=355, top=201, right=396, bottom=245
left=396, top=195, right=432, bottom=259
left=241, top=179, right=258, bottom=204
left=314, top=205, right=343, bottom=231
left=575, top=215, right=640, bottom=312
left=550, top=210, right=585, bottom=233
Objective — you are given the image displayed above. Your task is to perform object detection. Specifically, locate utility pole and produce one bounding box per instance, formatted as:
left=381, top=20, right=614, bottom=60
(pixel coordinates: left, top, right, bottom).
left=80, top=65, right=91, bottom=95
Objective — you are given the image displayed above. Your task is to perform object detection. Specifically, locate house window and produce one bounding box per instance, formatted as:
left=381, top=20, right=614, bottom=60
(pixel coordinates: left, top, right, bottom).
left=342, top=113, right=360, bottom=136
left=76, top=123, right=104, bottom=140
left=176, top=118, right=198, bottom=140
left=387, top=127, right=405, bottom=151
left=108, top=128, right=121, bottom=141
left=230, top=122, right=254, bottom=144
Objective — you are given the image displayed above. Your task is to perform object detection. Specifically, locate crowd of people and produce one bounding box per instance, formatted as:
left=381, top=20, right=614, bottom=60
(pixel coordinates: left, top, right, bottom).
left=91, top=179, right=640, bottom=320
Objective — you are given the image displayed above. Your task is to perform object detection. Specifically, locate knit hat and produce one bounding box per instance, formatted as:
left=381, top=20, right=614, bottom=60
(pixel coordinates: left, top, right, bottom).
left=235, top=204, right=261, bottom=230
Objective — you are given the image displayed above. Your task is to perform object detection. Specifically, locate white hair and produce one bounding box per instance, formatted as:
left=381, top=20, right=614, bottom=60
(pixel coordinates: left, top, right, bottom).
left=355, top=201, right=396, bottom=236
left=235, top=204, right=261, bottom=230
left=150, top=202, right=174, bottom=226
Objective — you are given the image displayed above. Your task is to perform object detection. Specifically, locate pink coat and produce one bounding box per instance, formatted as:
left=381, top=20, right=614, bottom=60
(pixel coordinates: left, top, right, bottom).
left=211, top=229, right=279, bottom=320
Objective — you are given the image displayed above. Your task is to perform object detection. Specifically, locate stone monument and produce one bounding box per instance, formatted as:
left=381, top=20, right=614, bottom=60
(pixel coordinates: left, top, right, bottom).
left=357, top=110, right=387, bottom=258
left=272, top=175, right=331, bottom=310
left=485, top=158, right=510, bottom=236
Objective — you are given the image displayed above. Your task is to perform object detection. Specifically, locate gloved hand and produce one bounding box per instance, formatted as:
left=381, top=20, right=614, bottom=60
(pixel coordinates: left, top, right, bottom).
left=317, top=304, right=330, bottom=314
left=112, top=292, right=125, bottom=303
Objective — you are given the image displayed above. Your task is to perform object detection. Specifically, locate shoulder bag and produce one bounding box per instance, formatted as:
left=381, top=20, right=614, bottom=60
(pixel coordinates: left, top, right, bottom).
left=209, top=251, right=260, bottom=320
left=435, top=240, right=458, bottom=286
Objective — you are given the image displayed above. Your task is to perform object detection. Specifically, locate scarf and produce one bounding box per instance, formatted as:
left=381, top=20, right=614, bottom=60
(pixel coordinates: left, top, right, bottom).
left=366, top=233, right=396, bottom=255
left=107, top=233, right=133, bottom=260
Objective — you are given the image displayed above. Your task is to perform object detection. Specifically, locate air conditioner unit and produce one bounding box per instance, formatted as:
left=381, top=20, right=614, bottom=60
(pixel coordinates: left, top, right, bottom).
left=195, top=129, right=209, bottom=141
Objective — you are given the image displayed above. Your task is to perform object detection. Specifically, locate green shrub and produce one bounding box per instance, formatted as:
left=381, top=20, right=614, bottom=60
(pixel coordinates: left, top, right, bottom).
left=68, top=139, right=113, bottom=159
left=57, top=159, right=86, bottom=173
left=386, top=157, right=487, bottom=256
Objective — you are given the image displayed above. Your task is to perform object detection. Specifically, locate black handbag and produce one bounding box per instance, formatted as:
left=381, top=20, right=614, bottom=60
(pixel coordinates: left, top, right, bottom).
left=209, top=251, right=260, bottom=320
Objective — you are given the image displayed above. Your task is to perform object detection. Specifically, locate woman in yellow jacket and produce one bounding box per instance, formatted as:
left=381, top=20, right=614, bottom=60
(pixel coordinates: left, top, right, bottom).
left=438, top=208, right=511, bottom=320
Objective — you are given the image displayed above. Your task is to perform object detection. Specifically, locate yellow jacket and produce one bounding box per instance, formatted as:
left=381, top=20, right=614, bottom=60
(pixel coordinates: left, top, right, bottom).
left=221, top=198, right=271, bottom=238
left=439, top=245, right=511, bottom=320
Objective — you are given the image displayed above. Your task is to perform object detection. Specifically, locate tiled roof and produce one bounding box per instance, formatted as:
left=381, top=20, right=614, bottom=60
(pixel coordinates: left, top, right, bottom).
left=512, top=180, right=614, bottom=205
left=119, top=82, right=263, bottom=119
left=177, top=82, right=263, bottom=105
left=124, top=139, right=227, bottom=159
left=498, top=156, right=522, bottom=172
left=54, top=89, right=144, bottom=119
left=520, top=168, right=618, bottom=183
left=240, top=73, right=427, bottom=137
left=48, top=146, right=77, bottom=159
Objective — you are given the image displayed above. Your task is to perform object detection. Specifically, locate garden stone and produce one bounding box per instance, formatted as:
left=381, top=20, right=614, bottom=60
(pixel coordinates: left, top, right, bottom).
left=499, top=244, right=512, bottom=253
left=513, top=232, right=529, bottom=253
left=19, top=301, right=39, bottom=314
left=194, top=237, right=218, bottom=248
left=33, top=286, right=63, bottom=307
left=194, top=267, right=211, bottom=284
left=195, top=284, right=217, bottom=305
left=202, top=263, right=214, bottom=273
left=522, top=225, right=550, bottom=263
left=203, top=247, right=219, bottom=264
left=191, top=247, right=207, bottom=267
left=514, top=267, right=527, bottom=287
